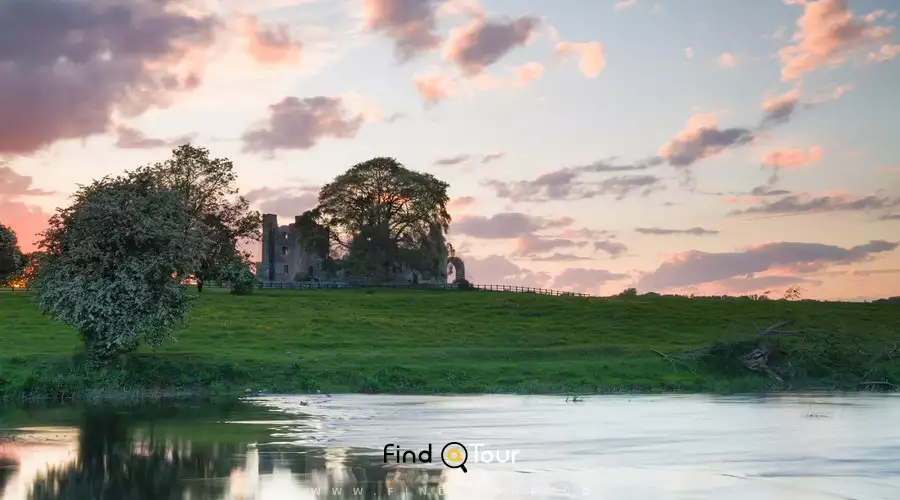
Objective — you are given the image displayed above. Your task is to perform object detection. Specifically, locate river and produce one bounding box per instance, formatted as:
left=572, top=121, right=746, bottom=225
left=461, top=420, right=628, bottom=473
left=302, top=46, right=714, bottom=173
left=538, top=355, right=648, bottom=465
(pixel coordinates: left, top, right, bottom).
left=1, top=393, right=899, bottom=499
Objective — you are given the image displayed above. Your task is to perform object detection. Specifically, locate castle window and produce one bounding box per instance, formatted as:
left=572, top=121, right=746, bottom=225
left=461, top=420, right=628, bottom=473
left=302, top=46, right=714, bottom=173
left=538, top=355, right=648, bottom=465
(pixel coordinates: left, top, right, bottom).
left=282, top=246, right=288, bottom=256
left=284, top=265, right=289, bottom=275
left=283, top=232, right=288, bottom=240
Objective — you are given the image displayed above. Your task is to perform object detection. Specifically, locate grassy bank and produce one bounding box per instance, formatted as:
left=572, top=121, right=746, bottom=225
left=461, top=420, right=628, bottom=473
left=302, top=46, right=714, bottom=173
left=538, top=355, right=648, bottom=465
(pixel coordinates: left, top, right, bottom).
left=1, top=288, right=899, bottom=401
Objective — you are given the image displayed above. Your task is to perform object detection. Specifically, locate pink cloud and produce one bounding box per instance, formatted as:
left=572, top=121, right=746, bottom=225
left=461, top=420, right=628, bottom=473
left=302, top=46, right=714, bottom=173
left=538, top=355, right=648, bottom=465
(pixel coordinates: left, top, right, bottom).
left=362, top=0, right=442, bottom=61
left=715, top=52, right=737, bottom=68
left=867, top=44, right=900, bottom=63
left=241, top=96, right=365, bottom=154
left=0, top=0, right=219, bottom=156
left=555, top=41, right=606, bottom=78
left=658, top=114, right=754, bottom=167
left=237, top=15, right=302, bottom=65
left=614, top=0, right=638, bottom=11
left=413, top=71, right=453, bottom=106
left=444, top=15, right=539, bottom=75
left=514, top=62, right=545, bottom=85
left=779, top=0, right=892, bottom=80
left=0, top=166, right=55, bottom=252
left=761, top=146, right=822, bottom=168
left=448, top=195, right=477, bottom=213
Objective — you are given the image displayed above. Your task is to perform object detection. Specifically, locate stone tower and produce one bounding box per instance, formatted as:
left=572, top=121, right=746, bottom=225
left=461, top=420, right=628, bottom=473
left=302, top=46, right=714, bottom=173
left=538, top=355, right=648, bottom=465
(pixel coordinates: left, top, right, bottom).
left=258, top=213, right=330, bottom=283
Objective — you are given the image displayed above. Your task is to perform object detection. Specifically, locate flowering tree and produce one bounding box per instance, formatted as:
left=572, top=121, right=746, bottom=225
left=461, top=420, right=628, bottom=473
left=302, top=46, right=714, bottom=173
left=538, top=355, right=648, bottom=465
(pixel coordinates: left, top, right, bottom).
left=0, top=222, right=23, bottom=286
left=31, top=170, right=205, bottom=361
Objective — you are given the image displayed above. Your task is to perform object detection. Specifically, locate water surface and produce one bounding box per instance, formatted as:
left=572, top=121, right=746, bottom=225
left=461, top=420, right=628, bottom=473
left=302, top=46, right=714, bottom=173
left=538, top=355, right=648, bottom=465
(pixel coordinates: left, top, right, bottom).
left=1, top=393, right=899, bottom=499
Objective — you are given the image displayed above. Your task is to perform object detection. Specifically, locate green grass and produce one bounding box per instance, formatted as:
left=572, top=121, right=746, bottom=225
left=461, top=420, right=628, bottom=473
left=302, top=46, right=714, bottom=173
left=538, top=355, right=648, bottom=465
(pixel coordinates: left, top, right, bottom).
left=1, top=288, right=899, bottom=401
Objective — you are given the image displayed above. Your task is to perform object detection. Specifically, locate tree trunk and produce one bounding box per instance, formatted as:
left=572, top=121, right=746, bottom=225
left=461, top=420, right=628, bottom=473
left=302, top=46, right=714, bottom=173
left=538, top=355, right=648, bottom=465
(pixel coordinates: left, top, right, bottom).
left=197, top=278, right=204, bottom=293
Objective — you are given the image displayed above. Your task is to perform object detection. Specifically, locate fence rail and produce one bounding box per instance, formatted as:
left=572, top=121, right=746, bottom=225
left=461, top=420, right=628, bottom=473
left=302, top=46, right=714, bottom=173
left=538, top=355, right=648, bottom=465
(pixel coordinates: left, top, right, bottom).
left=1, top=282, right=591, bottom=297
left=216, top=281, right=592, bottom=297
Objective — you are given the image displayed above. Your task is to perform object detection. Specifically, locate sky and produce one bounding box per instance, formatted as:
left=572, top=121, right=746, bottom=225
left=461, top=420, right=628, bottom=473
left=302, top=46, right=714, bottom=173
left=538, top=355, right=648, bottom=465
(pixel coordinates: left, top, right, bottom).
left=1, top=0, right=899, bottom=300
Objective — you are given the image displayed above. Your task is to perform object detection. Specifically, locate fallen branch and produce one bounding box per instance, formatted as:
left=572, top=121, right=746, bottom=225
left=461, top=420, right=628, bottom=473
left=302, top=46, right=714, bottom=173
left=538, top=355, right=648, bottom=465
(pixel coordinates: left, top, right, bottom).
left=649, top=347, right=698, bottom=374
left=756, top=319, right=806, bottom=339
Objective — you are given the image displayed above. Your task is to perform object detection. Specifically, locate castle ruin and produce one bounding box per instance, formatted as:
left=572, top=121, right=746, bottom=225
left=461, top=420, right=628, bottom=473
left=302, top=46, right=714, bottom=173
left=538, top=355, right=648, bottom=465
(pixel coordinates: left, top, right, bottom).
left=255, top=213, right=466, bottom=285
left=256, top=214, right=329, bottom=282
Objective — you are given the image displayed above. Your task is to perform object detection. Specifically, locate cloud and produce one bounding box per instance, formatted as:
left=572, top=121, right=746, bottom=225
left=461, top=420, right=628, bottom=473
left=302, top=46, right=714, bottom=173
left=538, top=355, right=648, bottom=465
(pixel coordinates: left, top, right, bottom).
left=437, top=152, right=507, bottom=166
left=481, top=152, right=505, bottom=164
left=453, top=212, right=572, bottom=239
left=236, top=14, right=303, bottom=65
left=0, top=166, right=55, bottom=251
left=554, top=41, right=606, bottom=78
left=728, top=192, right=900, bottom=218
left=552, top=268, right=629, bottom=294
left=761, top=146, right=822, bottom=169
left=444, top=15, right=539, bottom=75
left=613, top=0, right=638, bottom=11
left=0, top=166, right=55, bottom=197
left=413, top=71, right=453, bottom=106
left=867, top=44, right=900, bottom=63
left=435, top=154, right=471, bottom=166
left=594, top=240, right=628, bottom=257
left=462, top=254, right=551, bottom=288
left=715, top=52, right=737, bottom=68
left=514, top=235, right=585, bottom=256
left=779, top=0, right=892, bottom=80
left=448, top=195, right=477, bottom=212
left=636, top=239, right=898, bottom=291
left=244, top=185, right=320, bottom=216
left=485, top=158, right=662, bottom=202
left=529, top=253, right=593, bottom=262
left=362, top=0, right=443, bottom=61
left=241, top=96, right=364, bottom=154
left=635, top=227, right=720, bottom=236
left=513, top=62, right=545, bottom=84
left=114, top=125, right=193, bottom=150
left=658, top=114, right=754, bottom=167
left=0, top=0, right=219, bottom=156
left=766, top=26, right=788, bottom=40
left=760, top=88, right=801, bottom=127
left=685, top=47, right=694, bottom=59
left=759, top=84, right=851, bottom=127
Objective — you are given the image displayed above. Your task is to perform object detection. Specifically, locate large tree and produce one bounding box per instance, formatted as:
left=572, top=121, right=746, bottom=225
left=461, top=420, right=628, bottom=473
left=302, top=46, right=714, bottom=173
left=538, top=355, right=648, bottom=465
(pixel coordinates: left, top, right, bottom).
left=0, top=222, right=24, bottom=285
left=136, top=144, right=261, bottom=292
left=31, top=170, right=205, bottom=361
left=315, top=157, right=451, bottom=280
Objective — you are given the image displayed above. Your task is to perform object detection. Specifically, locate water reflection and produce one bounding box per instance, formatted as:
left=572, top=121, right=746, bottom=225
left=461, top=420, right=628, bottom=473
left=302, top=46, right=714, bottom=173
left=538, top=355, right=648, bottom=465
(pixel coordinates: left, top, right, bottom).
left=2, top=394, right=900, bottom=499
left=0, top=402, right=446, bottom=500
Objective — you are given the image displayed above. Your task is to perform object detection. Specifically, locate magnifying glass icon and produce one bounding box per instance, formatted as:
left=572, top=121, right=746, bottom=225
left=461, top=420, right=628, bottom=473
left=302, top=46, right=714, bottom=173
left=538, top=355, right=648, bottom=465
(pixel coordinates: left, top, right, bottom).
left=440, top=442, right=468, bottom=472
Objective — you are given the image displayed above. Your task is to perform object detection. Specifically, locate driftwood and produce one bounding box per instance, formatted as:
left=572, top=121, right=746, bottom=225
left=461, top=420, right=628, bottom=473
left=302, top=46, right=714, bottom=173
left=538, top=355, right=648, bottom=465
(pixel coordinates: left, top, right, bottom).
left=649, top=347, right=698, bottom=374
left=652, top=319, right=897, bottom=389
left=651, top=319, right=808, bottom=383
left=742, top=319, right=808, bottom=382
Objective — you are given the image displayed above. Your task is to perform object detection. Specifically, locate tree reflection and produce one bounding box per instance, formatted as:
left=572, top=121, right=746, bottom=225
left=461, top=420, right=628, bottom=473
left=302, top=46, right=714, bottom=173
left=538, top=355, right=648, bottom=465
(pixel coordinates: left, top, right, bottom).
left=25, top=404, right=447, bottom=500
left=1, top=457, right=16, bottom=498
left=27, top=407, right=237, bottom=500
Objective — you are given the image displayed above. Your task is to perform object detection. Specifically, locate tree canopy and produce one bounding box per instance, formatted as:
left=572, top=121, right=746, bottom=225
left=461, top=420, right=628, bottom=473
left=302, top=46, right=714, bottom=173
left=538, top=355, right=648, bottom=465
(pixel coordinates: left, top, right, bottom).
left=136, top=144, right=261, bottom=291
left=31, top=169, right=205, bottom=361
left=314, top=157, right=451, bottom=280
left=0, top=222, right=24, bottom=286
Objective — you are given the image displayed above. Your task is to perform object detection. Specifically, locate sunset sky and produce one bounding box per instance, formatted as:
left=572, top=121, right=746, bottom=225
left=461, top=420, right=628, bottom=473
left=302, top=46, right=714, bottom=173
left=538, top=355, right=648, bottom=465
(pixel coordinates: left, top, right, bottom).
left=1, top=0, right=899, bottom=300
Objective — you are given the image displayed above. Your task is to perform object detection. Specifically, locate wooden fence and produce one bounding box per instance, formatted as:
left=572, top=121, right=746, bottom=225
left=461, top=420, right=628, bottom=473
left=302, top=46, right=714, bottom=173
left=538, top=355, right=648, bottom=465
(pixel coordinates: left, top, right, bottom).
left=1, top=282, right=591, bottom=297
left=223, top=281, right=592, bottom=297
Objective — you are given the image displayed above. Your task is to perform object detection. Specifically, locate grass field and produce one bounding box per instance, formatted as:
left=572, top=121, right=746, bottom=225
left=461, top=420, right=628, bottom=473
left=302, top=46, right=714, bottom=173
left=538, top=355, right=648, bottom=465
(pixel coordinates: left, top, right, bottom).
left=1, top=288, right=899, bottom=400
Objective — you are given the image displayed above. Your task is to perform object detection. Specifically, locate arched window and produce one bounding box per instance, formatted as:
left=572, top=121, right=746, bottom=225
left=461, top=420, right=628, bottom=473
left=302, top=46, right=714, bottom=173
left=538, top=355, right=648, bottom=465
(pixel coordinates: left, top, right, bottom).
left=282, top=246, right=288, bottom=256
left=282, top=232, right=288, bottom=240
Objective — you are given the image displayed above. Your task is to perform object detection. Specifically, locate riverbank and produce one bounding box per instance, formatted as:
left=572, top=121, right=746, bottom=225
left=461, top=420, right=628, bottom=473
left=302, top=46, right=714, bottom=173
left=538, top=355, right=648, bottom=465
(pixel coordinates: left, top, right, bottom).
left=1, top=288, right=898, bottom=401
